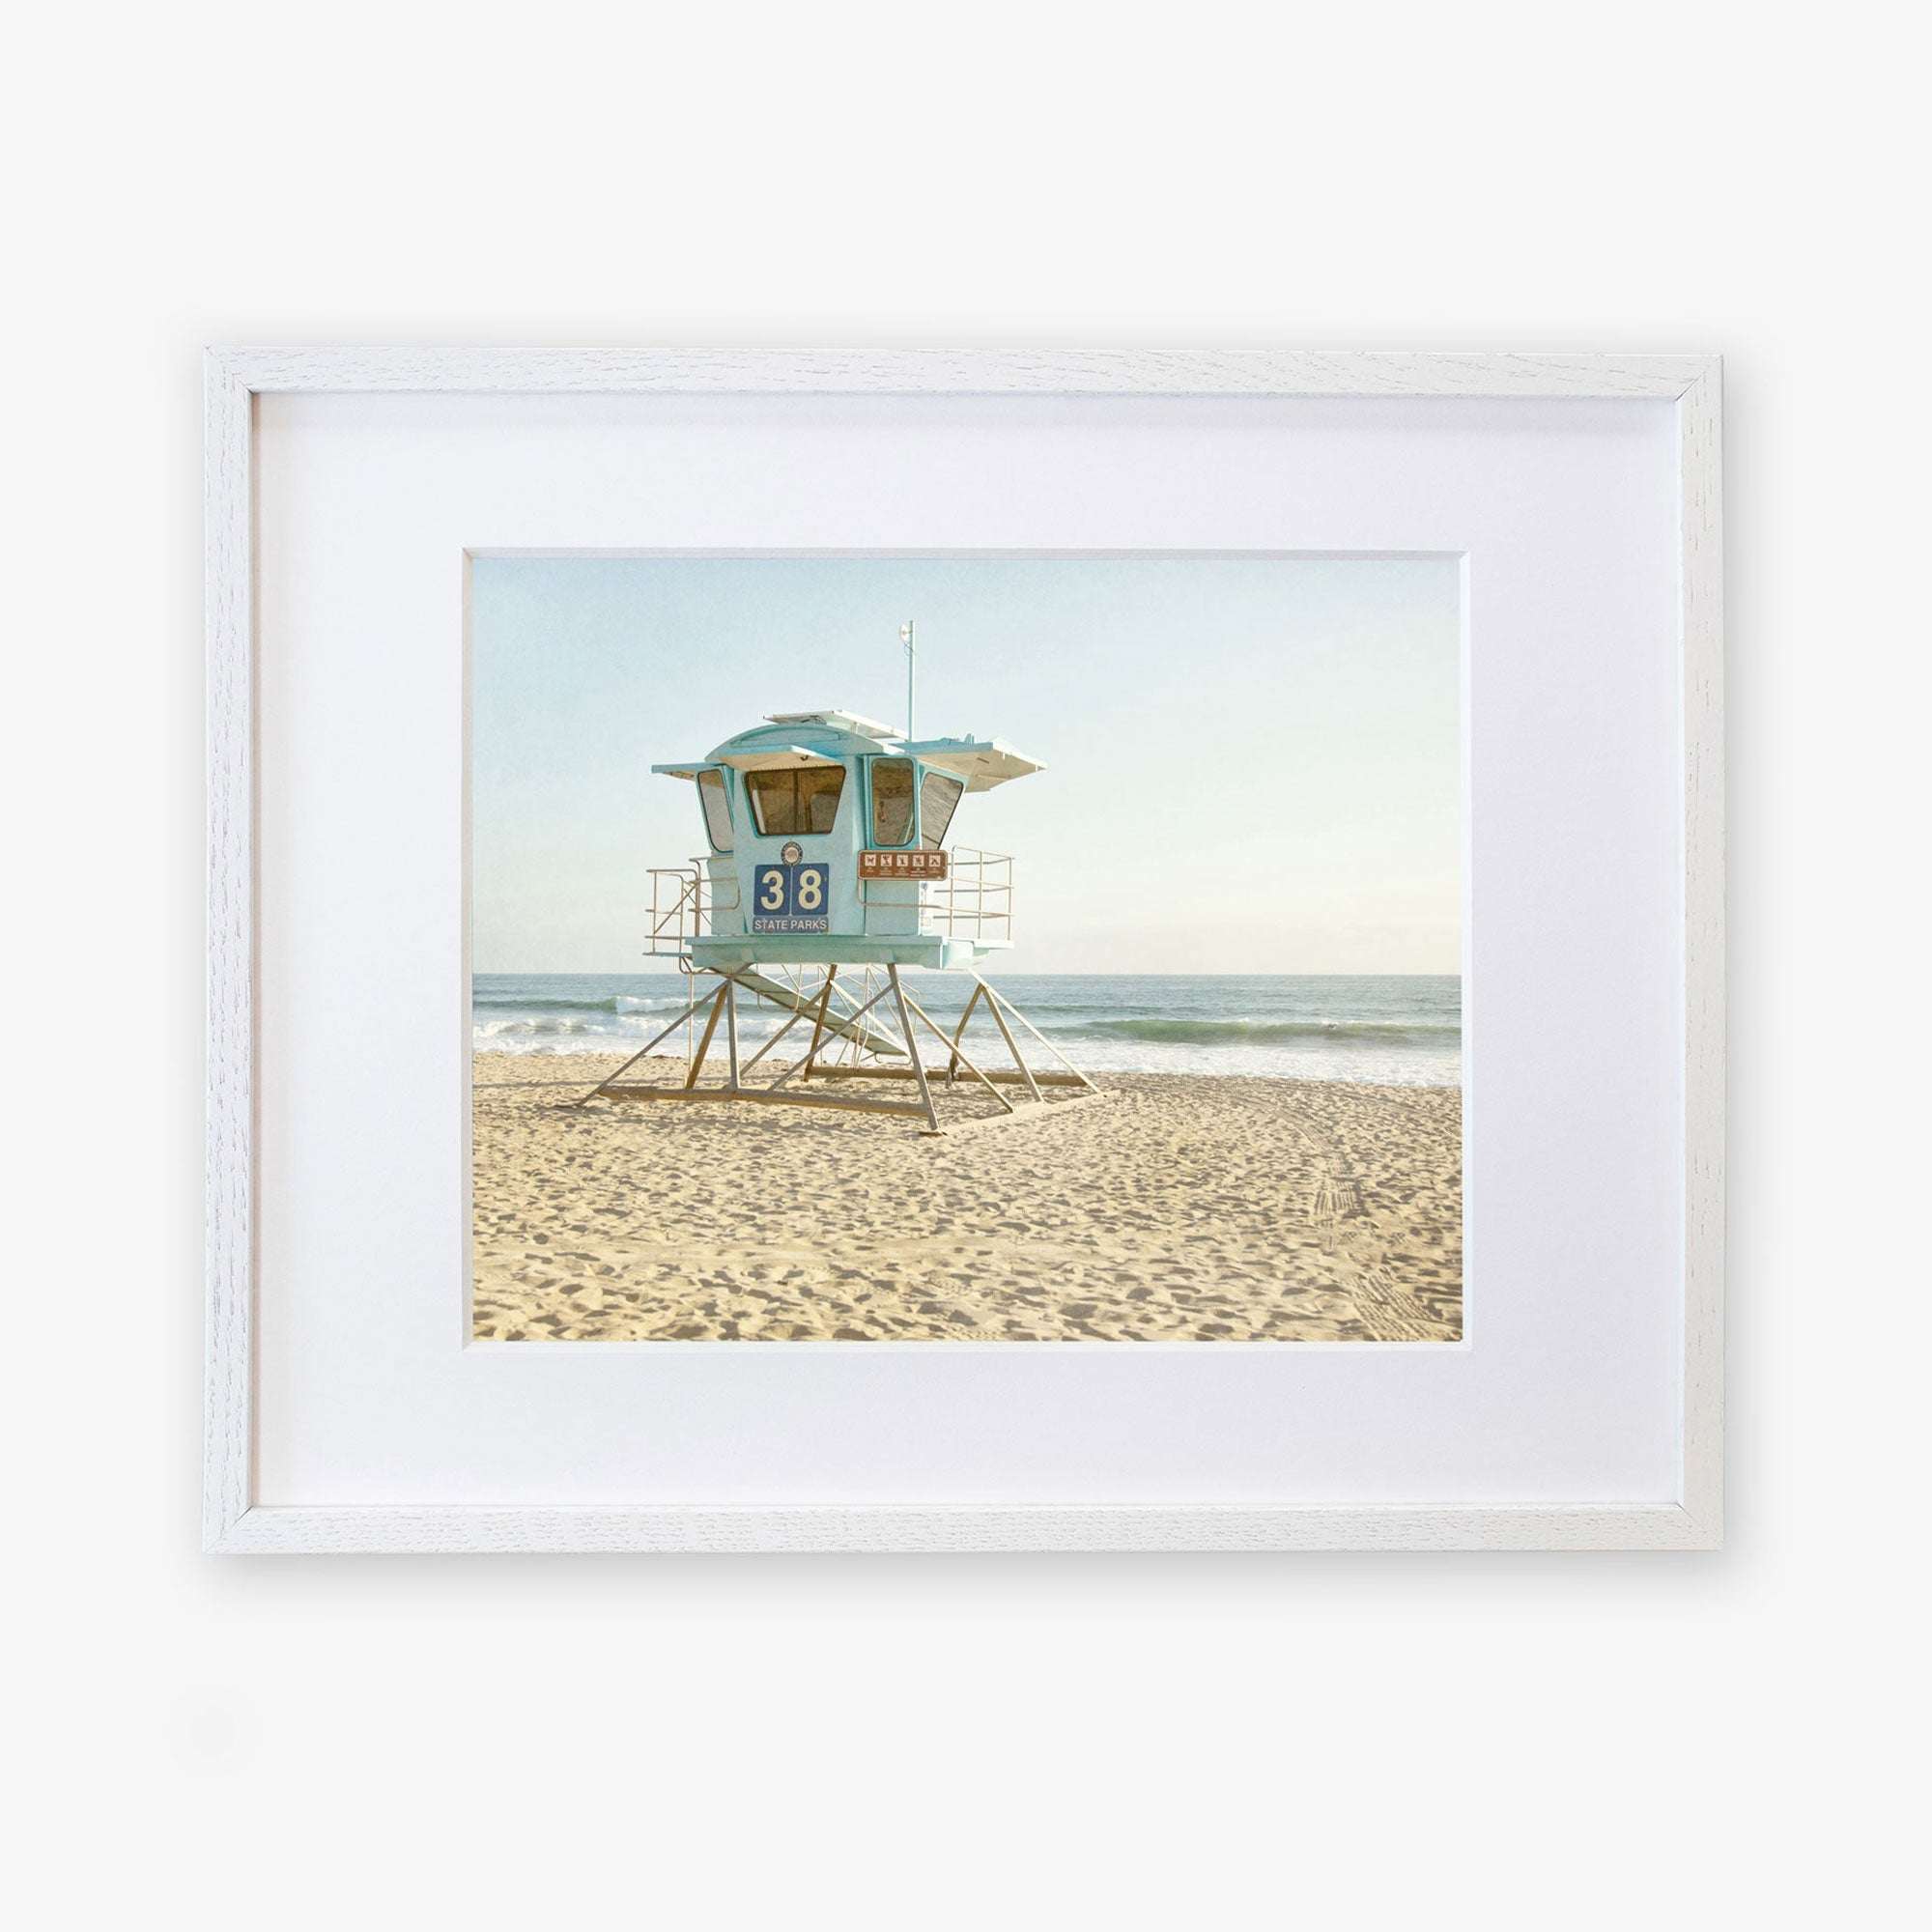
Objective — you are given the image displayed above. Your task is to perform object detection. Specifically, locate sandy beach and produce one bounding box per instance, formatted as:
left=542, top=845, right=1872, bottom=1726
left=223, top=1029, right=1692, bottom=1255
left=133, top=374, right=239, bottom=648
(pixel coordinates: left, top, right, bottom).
left=472, top=1052, right=1462, bottom=1342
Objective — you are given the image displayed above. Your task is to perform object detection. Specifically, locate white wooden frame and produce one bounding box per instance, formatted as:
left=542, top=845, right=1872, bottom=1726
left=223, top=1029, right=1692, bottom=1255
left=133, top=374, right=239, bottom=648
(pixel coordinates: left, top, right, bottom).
left=206, top=349, right=1721, bottom=1553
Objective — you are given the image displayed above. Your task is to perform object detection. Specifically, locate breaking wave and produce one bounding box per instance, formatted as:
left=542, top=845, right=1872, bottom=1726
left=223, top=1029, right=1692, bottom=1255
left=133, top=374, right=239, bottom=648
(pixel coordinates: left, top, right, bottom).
left=470, top=992, right=686, bottom=1014
left=471, top=973, right=1462, bottom=1085
left=1064, top=1016, right=1461, bottom=1045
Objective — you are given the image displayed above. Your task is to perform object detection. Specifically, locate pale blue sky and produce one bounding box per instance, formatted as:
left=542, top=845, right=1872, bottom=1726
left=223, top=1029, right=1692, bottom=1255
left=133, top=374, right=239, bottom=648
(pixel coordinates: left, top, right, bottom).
left=471, top=554, right=1461, bottom=974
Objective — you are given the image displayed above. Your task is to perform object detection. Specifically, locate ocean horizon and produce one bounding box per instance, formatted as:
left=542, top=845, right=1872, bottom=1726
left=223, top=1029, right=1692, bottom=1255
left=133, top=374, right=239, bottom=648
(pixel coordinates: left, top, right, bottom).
left=473, top=972, right=1461, bottom=1087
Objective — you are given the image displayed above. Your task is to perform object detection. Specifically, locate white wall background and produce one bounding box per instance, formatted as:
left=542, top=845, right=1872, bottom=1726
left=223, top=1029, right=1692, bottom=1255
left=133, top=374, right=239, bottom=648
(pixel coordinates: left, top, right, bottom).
left=6, top=3, right=1923, bottom=1926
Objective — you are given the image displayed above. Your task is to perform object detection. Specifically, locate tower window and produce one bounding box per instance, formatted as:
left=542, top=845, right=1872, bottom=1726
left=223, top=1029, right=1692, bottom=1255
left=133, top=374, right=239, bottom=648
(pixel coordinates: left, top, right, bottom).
left=869, top=758, right=915, bottom=846
left=696, top=769, right=734, bottom=851
left=746, top=765, right=845, bottom=837
left=919, top=771, right=964, bottom=850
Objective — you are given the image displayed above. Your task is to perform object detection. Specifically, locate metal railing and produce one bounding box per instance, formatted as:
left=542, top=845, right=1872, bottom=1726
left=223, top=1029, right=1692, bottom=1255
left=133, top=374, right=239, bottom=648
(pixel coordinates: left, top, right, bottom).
left=653, top=848, right=1015, bottom=952
left=923, top=846, right=1013, bottom=942
left=644, top=860, right=738, bottom=957
left=859, top=846, right=1014, bottom=944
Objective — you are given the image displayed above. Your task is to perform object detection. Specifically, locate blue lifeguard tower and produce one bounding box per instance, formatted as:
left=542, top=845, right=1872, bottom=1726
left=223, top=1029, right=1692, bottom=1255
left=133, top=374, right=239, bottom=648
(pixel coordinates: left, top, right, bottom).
left=580, top=704, right=1096, bottom=1133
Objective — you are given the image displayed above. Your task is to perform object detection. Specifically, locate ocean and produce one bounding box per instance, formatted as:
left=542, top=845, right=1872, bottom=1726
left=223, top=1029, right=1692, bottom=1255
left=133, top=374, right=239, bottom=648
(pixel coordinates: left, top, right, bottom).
left=473, top=972, right=1461, bottom=1087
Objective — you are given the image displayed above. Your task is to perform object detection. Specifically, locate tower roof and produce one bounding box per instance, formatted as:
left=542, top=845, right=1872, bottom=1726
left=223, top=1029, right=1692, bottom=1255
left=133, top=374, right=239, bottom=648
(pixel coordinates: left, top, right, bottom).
left=762, top=709, right=898, bottom=740
left=653, top=711, right=1045, bottom=792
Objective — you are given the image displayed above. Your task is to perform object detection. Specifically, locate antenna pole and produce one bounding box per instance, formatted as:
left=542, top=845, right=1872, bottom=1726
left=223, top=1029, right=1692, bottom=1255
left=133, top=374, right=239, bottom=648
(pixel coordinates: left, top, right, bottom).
left=900, top=619, right=916, bottom=739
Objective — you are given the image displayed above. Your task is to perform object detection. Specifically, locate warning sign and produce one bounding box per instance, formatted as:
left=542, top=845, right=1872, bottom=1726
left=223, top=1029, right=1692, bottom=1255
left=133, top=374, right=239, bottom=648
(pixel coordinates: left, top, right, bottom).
left=859, top=849, right=949, bottom=880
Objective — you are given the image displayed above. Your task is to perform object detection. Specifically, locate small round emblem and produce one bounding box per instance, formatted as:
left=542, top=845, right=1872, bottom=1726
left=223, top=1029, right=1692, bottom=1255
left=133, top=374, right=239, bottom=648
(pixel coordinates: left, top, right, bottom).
left=781, top=840, right=803, bottom=865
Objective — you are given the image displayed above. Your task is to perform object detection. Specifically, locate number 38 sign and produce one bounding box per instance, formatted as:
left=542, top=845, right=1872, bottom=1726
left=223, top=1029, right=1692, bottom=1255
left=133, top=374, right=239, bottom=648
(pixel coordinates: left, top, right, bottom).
left=751, top=858, right=830, bottom=933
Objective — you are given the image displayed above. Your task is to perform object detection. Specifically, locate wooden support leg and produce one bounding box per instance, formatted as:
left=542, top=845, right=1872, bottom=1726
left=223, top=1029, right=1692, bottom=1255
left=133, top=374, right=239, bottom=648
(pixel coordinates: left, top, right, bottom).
left=683, top=983, right=728, bottom=1090
left=887, top=965, right=941, bottom=1134
left=976, top=976, right=1042, bottom=1102
left=981, top=980, right=1096, bottom=1091
left=770, top=966, right=842, bottom=1092
left=771, top=977, right=897, bottom=1090
left=575, top=977, right=720, bottom=1104
left=798, top=963, right=836, bottom=1081
left=944, top=982, right=984, bottom=1084
left=898, top=982, right=1015, bottom=1115
left=735, top=975, right=828, bottom=1080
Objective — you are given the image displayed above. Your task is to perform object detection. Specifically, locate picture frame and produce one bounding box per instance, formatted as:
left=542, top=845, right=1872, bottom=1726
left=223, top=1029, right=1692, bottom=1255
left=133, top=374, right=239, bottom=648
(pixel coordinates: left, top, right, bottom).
left=206, top=347, right=1721, bottom=1552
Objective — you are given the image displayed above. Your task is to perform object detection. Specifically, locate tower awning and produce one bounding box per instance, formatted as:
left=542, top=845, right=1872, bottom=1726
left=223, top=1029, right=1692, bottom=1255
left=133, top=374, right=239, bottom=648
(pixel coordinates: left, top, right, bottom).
left=650, top=761, right=710, bottom=781
left=900, top=737, right=1044, bottom=792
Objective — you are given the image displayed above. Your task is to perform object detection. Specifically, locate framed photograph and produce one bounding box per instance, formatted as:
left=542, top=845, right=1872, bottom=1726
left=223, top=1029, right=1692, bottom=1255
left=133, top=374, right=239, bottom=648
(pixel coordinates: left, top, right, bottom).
left=205, top=348, right=1721, bottom=1551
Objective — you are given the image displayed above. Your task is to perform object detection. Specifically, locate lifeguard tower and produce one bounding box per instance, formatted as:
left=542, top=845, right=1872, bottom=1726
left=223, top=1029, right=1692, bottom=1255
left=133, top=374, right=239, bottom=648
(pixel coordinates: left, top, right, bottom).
left=579, top=706, right=1096, bottom=1134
